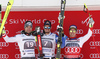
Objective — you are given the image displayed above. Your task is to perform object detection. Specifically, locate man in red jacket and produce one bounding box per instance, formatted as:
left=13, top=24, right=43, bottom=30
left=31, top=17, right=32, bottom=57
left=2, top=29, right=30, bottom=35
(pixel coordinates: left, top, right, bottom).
left=64, top=18, right=94, bottom=59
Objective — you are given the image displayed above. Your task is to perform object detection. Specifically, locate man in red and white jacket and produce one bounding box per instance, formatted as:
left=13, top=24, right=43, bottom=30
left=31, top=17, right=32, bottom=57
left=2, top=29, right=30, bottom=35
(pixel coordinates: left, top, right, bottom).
left=64, top=18, right=94, bottom=59
left=1, top=21, right=36, bottom=59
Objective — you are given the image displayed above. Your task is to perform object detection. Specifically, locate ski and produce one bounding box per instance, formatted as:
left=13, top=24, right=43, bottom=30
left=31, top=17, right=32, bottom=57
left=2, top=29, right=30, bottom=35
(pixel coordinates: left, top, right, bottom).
left=83, top=3, right=91, bottom=18
left=56, top=0, right=66, bottom=59
left=0, top=0, right=14, bottom=35
left=0, top=4, right=1, bottom=25
left=0, top=4, right=2, bottom=37
left=34, top=26, right=44, bottom=59
left=83, top=3, right=100, bottom=55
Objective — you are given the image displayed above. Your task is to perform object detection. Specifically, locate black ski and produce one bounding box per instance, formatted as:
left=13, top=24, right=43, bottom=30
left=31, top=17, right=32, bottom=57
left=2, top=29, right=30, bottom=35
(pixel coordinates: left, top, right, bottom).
left=34, top=26, right=44, bottom=59
left=56, top=0, right=66, bottom=59
left=0, top=4, right=2, bottom=37
left=0, top=4, right=2, bottom=27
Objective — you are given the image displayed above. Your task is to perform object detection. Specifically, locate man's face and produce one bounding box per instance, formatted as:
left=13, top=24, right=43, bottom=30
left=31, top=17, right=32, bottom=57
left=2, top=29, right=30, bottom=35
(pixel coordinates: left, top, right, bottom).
left=43, top=25, right=51, bottom=33
left=25, top=26, right=32, bottom=33
left=69, top=28, right=77, bottom=37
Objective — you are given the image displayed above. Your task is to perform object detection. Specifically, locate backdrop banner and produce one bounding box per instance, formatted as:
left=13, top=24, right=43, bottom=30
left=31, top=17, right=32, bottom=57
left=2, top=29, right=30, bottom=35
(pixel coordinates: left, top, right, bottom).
left=0, top=11, right=100, bottom=59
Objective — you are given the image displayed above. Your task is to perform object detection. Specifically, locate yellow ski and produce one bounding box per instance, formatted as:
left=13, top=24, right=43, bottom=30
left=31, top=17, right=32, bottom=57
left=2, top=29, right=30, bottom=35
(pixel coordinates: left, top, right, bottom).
left=0, top=0, right=14, bottom=35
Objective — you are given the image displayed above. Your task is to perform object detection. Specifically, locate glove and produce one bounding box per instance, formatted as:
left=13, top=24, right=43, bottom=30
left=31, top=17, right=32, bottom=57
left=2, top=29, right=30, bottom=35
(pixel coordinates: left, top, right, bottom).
left=57, top=25, right=63, bottom=31
left=89, top=17, right=94, bottom=28
left=2, top=30, right=6, bottom=34
left=57, top=25, right=64, bottom=37
left=58, top=13, right=65, bottom=20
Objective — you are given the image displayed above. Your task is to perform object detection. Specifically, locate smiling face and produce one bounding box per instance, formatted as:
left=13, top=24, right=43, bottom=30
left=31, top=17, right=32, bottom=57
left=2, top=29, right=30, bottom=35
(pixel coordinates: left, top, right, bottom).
left=25, top=26, right=32, bottom=33
left=43, top=25, right=51, bottom=34
left=69, top=28, right=77, bottom=38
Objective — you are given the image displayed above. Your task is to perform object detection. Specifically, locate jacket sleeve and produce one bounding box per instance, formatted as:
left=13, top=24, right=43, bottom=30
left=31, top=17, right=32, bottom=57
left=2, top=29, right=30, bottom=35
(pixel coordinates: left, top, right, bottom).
left=3, top=33, right=20, bottom=43
left=79, top=28, right=93, bottom=46
left=55, top=34, right=68, bottom=48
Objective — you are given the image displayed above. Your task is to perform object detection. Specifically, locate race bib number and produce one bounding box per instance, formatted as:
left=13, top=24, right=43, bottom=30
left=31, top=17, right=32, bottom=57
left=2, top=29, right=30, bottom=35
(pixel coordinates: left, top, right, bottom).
left=42, top=40, right=53, bottom=48
left=24, top=41, right=35, bottom=49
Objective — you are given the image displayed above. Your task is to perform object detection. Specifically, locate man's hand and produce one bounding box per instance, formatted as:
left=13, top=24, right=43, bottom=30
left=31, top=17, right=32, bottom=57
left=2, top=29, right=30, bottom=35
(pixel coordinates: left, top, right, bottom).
left=0, top=26, right=6, bottom=38
left=57, top=25, right=63, bottom=31
left=2, top=29, right=6, bottom=34
left=89, top=17, right=95, bottom=28
left=57, top=25, right=64, bottom=37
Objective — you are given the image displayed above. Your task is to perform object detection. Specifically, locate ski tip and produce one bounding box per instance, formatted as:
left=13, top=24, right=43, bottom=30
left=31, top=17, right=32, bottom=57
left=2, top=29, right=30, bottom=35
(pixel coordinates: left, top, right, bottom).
left=84, top=3, right=87, bottom=8
left=9, top=0, right=14, bottom=5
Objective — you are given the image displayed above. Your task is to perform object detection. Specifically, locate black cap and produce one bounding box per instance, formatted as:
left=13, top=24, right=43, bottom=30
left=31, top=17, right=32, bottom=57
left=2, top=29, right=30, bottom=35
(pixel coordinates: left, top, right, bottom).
left=24, top=21, right=33, bottom=28
left=44, top=20, right=51, bottom=27
left=69, top=25, right=77, bottom=31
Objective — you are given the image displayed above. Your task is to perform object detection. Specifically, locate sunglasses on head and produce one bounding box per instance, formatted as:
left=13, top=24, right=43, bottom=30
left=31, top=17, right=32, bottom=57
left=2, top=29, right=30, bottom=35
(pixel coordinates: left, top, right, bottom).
left=70, top=30, right=76, bottom=33
left=44, top=27, right=51, bottom=29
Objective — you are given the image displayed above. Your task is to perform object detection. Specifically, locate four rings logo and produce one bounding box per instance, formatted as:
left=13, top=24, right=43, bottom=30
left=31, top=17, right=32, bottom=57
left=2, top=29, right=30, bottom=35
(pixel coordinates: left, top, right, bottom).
left=5, top=30, right=9, bottom=35
left=90, top=41, right=100, bottom=46
left=77, top=29, right=83, bottom=34
left=0, top=42, right=9, bottom=47
left=15, top=43, right=19, bottom=49
left=93, top=29, right=100, bottom=34
left=65, top=47, right=81, bottom=53
left=15, top=54, right=21, bottom=59
left=79, top=54, right=84, bottom=58
left=0, top=54, right=9, bottom=59
left=76, top=29, right=100, bottom=34
left=90, top=53, right=100, bottom=58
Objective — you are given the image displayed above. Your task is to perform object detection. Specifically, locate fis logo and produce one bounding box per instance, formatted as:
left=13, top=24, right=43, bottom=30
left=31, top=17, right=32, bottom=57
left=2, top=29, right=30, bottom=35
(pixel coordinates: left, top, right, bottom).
left=82, top=15, right=92, bottom=26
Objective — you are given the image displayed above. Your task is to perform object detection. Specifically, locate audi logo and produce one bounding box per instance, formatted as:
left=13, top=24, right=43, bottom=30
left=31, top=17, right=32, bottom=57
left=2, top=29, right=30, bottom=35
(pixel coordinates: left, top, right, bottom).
left=0, top=54, right=9, bottom=59
left=79, top=53, right=84, bottom=58
left=76, top=29, right=83, bottom=34
left=5, top=30, right=9, bottom=35
left=15, top=54, right=21, bottom=59
left=15, top=43, right=19, bottom=49
left=90, top=53, right=100, bottom=58
left=89, top=41, right=100, bottom=46
left=65, top=47, right=81, bottom=53
left=0, top=42, right=9, bottom=47
left=93, top=29, right=100, bottom=34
